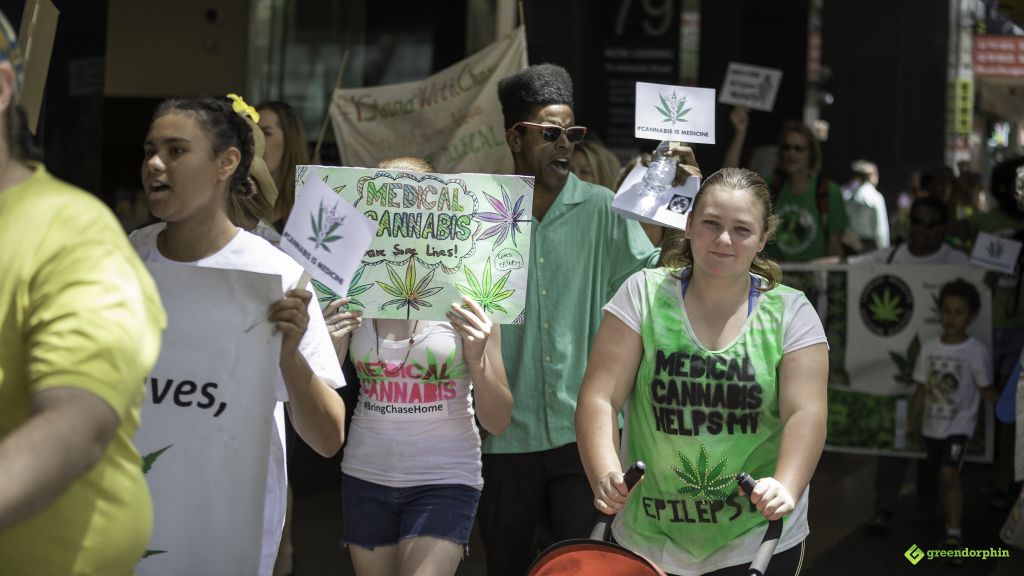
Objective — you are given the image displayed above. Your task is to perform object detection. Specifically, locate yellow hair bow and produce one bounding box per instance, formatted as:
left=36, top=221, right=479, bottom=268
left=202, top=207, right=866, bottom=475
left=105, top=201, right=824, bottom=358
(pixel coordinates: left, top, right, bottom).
left=227, top=93, right=260, bottom=123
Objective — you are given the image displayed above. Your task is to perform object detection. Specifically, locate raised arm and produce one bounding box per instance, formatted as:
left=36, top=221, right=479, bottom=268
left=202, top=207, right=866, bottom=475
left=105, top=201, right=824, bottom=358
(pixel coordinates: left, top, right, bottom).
left=723, top=106, right=750, bottom=168
left=576, top=313, right=644, bottom=514
left=751, top=342, right=828, bottom=520
left=448, top=297, right=513, bottom=435
left=273, top=288, right=347, bottom=457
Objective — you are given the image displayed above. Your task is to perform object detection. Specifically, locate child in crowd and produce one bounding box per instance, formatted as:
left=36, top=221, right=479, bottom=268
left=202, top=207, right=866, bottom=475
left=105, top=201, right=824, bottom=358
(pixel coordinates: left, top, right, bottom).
left=908, top=279, right=998, bottom=561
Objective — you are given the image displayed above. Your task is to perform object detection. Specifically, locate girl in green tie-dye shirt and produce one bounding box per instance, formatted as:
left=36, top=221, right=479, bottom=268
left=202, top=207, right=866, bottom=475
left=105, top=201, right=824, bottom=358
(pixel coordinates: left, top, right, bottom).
left=578, top=168, right=829, bottom=576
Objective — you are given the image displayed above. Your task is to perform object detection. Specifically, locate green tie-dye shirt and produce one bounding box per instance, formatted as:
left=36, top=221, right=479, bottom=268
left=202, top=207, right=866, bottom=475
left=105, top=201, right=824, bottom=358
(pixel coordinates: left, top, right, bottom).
left=607, top=268, right=825, bottom=571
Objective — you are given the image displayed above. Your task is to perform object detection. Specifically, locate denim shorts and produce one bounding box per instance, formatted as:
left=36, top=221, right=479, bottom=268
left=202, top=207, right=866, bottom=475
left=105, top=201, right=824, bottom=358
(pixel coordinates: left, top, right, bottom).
left=341, top=473, right=481, bottom=550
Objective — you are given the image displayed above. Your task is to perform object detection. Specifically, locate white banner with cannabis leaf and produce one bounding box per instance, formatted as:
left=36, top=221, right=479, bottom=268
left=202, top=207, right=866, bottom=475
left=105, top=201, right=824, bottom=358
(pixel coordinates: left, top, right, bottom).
left=297, top=165, right=533, bottom=324
left=782, top=264, right=994, bottom=460
left=135, top=264, right=279, bottom=575
left=281, top=173, right=376, bottom=300
left=329, top=27, right=526, bottom=174
left=634, top=82, right=716, bottom=143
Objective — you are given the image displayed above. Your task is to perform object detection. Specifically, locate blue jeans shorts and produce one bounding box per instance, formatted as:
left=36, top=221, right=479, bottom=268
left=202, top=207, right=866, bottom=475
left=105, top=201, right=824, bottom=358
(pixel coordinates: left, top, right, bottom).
left=341, top=473, right=481, bottom=550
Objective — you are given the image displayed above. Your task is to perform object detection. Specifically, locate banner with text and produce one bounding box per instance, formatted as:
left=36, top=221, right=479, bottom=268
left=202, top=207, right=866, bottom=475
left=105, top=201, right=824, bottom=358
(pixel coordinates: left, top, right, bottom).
left=781, top=264, right=993, bottom=461
left=298, top=165, right=533, bottom=324
left=329, top=27, right=526, bottom=174
left=136, top=263, right=280, bottom=576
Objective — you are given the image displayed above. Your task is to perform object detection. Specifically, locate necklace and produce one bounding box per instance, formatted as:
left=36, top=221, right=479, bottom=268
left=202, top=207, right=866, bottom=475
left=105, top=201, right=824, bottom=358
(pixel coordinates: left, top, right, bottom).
left=374, top=319, right=424, bottom=374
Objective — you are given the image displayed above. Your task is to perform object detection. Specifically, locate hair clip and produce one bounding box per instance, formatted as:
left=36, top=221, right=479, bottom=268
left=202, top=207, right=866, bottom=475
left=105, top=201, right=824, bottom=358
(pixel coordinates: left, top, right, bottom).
left=226, top=93, right=260, bottom=123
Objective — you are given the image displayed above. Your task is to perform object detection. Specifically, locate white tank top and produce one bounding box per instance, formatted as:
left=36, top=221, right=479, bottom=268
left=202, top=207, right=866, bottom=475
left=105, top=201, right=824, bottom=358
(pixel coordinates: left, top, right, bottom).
left=342, top=320, right=483, bottom=489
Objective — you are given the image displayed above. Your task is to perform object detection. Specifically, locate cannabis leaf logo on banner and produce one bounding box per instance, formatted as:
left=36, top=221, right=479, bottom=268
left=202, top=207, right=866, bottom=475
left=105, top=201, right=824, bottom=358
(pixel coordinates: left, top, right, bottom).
left=477, top=186, right=529, bottom=247
left=308, top=199, right=346, bottom=252
left=986, top=239, right=1005, bottom=259
left=890, top=333, right=921, bottom=386
left=455, top=258, right=515, bottom=314
left=141, top=445, right=173, bottom=558
left=868, top=288, right=904, bottom=323
left=376, top=260, right=444, bottom=319
left=673, top=444, right=734, bottom=501
left=656, top=91, right=691, bottom=125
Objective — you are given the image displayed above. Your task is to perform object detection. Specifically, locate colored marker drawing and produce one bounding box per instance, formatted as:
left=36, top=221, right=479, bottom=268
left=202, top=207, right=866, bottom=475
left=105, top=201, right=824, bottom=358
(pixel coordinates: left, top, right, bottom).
left=477, top=186, right=529, bottom=247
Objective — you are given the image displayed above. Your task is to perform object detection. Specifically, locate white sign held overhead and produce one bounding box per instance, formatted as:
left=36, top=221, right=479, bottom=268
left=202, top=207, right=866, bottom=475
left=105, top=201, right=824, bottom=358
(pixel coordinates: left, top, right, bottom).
left=718, top=63, right=783, bottom=112
left=280, top=173, right=377, bottom=300
left=611, top=162, right=700, bottom=231
left=969, top=231, right=1022, bottom=275
left=634, top=82, right=716, bottom=144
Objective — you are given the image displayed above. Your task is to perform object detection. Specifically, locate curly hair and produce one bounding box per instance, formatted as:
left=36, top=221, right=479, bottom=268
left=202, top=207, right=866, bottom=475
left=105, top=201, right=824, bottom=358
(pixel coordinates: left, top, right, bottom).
left=939, top=278, right=981, bottom=314
left=497, top=63, right=574, bottom=129
left=660, top=167, right=782, bottom=290
left=154, top=97, right=273, bottom=224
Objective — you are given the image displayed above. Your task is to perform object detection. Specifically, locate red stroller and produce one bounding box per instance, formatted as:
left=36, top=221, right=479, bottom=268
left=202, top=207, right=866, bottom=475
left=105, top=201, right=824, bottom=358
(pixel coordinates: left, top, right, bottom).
left=527, top=463, right=782, bottom=576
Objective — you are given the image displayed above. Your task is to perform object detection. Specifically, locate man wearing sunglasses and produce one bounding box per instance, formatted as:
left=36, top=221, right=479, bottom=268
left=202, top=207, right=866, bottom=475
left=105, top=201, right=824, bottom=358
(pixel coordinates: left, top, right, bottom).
left=476, top=63, right=698, bottom=576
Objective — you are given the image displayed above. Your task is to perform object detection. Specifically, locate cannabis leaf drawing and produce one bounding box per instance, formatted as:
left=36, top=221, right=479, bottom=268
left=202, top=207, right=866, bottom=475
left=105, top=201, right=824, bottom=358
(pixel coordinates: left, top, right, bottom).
left=868, top=288, right=904, bottom=323
left=656, top=91, right=691, bottom=125
left=986, top=239, right=1005, bottom=259
left=308, top=199, right=345, bottom=252
left=477, top=186, right=529, bottom=247
left=889, top=333, right=922, bottom=387
left=141, top=445, right=172, bottom=559
left=413, top=347, right=467, bottom=384
left=312, top=265, right=372, bottom=309
left=673, top=444, right=734, bottom=501
left=322, top=173, right=346, bottom=195
left=455, top=258, right=514, bottom=315
left=376, top=260, right=443, bottom=319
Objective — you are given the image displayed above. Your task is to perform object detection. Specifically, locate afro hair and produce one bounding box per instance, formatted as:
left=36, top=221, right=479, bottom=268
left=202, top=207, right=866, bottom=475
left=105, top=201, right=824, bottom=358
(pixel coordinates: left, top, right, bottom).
left=497, top=63, right=574, bottom=129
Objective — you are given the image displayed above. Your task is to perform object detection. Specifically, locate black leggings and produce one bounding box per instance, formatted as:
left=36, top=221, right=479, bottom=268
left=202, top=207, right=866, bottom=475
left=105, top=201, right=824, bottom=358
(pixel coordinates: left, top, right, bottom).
left=681, top=540, right=805, bottom=576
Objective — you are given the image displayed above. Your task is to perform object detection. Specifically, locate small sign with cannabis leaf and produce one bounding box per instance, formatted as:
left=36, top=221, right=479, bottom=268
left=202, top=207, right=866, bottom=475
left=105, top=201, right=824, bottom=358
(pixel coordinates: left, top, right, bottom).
left=673, top=444, right=734, bottom=501
left=656, top=91, right=691, bottom=125
left=455, top=258, right=515, bottom=315
left=375, top=260, right=444, bottom=319
left=141, top=445, right=173, bottom=559
left=985, top=238, right=1005, bottom=259
left=308, top=199, right=345, bottom=253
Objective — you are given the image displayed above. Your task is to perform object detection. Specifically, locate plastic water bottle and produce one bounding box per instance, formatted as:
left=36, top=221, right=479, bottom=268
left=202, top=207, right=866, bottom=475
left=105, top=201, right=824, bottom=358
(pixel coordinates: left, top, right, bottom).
left=639, top=141, right=676, bottom=197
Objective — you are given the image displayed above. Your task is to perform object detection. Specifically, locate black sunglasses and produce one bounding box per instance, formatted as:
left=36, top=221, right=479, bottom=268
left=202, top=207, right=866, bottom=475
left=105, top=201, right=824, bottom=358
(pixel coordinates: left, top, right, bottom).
left=514, top=121, right=588, bottom=143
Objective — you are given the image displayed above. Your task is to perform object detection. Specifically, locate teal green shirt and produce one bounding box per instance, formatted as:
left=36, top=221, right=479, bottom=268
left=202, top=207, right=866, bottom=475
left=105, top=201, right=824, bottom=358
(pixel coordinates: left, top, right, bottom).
left=764, top=175, right=847, bottom=262
left=484, top=174, right=658, bottom=454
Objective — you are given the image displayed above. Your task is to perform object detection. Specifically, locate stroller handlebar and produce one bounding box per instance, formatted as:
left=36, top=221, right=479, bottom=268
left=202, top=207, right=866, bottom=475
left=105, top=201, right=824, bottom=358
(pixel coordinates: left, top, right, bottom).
left=590, top=461, right=646, bottom=541
left=736, top=472, right=784, bottom=576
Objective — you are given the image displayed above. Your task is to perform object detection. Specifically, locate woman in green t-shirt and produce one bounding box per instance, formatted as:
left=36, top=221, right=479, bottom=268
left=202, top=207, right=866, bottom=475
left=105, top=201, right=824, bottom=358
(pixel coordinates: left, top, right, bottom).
left=577, top=168, right=829, bottom=575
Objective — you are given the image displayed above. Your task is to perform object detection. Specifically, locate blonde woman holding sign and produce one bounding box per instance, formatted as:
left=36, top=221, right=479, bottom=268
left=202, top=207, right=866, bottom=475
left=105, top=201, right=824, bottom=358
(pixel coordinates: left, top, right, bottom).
left=129, top=95, right=347, bottom=576
left=326, top=158, right=512, bottom=576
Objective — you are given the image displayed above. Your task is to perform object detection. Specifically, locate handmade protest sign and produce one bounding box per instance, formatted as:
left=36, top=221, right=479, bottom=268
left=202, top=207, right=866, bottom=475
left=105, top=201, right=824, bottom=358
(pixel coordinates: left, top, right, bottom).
left=329, top=27, right=526, bottom=174
left=298, top=165, right=533, bottom=324
left=634, top=82, right=716, bottom=144
left=611, top=161, right=699, bottom=230
left=280, top=172, right=376, bottom=305
left=969, top=231, right=1022, bottom=274
left=718, top=63, right=783, bottom=112
left=136, top=263, right=280, bottom=576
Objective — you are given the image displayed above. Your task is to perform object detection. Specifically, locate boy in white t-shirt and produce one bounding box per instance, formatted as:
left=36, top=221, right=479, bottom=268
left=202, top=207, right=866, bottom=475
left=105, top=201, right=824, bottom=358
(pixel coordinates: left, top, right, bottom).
left=908, top=279, right=998, bottom=562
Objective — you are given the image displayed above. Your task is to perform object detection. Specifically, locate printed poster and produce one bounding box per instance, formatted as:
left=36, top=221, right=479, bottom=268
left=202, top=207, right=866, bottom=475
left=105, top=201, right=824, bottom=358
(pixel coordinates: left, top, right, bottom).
left=634, top=82, right=716, bottom=144
left=135, top=264, right=280, bottom=575
left=718, top=62, right=783, bottom=112
left=781, top=264, right=993, bottom=462
left=329, top=27, right=527, bottom=174
left=280, top=174, right=376, bottom=301
left=298, top=165, right=533, bottom=324
left=612, top=162, right=699, bottom=230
